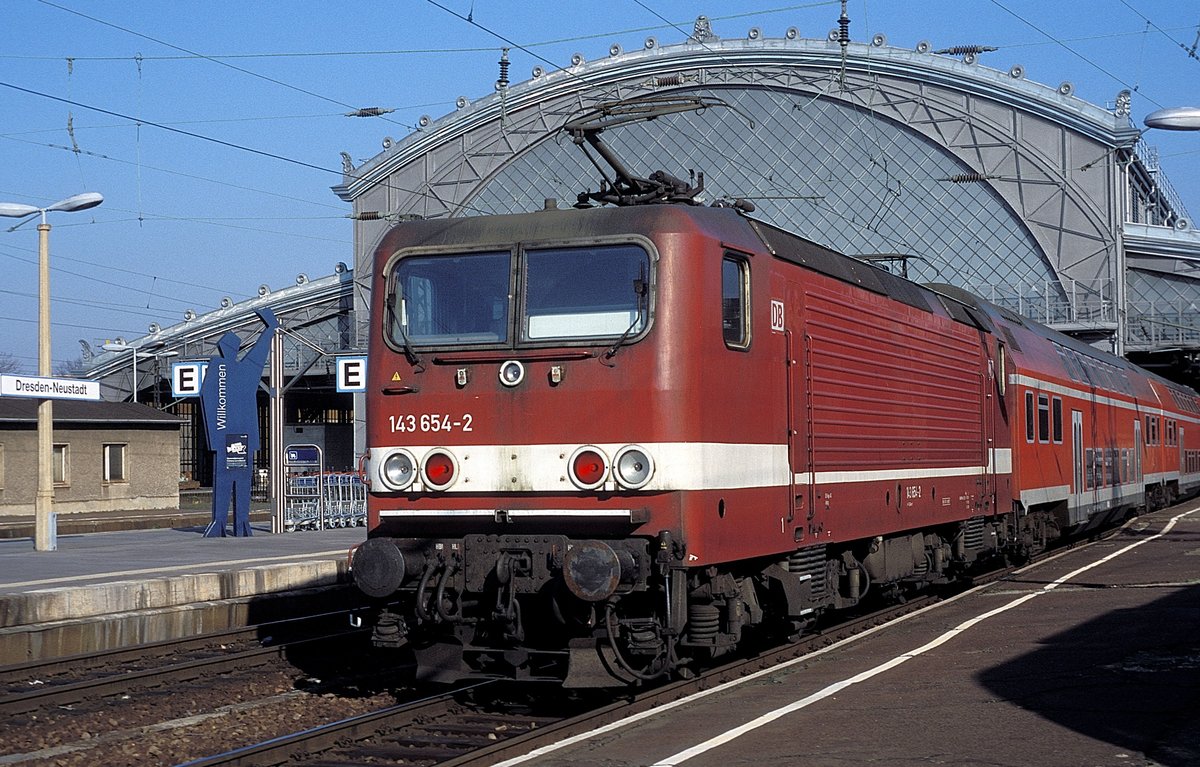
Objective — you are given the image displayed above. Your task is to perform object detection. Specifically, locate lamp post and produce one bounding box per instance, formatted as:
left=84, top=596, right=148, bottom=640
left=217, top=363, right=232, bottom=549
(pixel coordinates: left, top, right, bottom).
left=101, top=341, right=178, bottom=404
left=0, top=192, right=103, bottom=551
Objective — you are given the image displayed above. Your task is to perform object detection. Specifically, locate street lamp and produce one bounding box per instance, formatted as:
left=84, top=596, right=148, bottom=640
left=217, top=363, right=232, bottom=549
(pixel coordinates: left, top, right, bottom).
left=0, top=192, right=103, bottom=552
left=101, top=341, right=178, bottom=404
left=1144, top=107, right=1200, bottom=131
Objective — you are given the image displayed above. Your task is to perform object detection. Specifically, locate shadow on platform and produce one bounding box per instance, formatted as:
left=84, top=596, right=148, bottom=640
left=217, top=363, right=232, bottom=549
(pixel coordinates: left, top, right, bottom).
left=978, top=584, right=1200, bottom=766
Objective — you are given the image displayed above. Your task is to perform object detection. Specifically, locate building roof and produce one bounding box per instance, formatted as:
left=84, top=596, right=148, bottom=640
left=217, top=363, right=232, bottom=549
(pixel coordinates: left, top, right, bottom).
left=0, top=398, right=184, bottom=427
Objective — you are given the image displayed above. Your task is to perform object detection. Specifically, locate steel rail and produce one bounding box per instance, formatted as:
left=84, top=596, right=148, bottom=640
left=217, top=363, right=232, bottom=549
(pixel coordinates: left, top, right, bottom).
left=0, top=629, right=364, bottom=716
left=163, top=519, right=1137, bottom=767
left=0, top=605, right=369, bottom=685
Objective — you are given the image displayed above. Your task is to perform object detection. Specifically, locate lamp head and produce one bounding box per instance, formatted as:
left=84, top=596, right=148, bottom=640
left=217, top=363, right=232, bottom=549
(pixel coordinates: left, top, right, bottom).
left=0, top=202, right=39, bottom=219
left=1145, top=107, right=1200, bottom=131
left=47, top=192, right=104, bottom=213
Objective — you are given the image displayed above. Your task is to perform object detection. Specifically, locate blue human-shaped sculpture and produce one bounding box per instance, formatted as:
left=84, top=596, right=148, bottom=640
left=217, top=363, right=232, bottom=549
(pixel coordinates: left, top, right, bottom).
left=200, top=309, right=279, bottom=537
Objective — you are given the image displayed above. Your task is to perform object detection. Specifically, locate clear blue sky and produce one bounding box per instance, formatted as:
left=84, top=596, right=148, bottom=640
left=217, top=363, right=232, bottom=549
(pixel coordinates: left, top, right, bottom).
left=1, top=0, right=1197, bottom=373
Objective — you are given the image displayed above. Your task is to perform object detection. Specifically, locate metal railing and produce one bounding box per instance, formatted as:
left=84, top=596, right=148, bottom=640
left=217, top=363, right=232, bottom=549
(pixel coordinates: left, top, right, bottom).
left=1133, top=140, right=1193, bottom=226
left=962, top=280, right=1116, bottom=329
left=1126, top=301, right=1200, bottom=350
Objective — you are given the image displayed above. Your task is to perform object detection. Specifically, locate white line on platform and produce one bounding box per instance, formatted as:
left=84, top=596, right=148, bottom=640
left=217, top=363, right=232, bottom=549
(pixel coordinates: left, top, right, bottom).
left=492, top=505, right=1200, bottom=767
left=1, top=550, right=350, bottom=590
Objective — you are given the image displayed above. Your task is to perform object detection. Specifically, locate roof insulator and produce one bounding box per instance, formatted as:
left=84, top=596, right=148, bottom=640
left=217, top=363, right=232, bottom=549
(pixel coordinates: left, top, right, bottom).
left=944, top=172, right=998, bottom=183
left=933, top=45, right=998, bottom=56
left=496, top=48, right=510, bottom=89
left=345, top=107, right=395, bottom=117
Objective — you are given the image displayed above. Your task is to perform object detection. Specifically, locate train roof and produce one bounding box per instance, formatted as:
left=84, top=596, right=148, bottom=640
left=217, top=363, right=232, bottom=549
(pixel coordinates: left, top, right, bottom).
left=377, top=203, right=1197, bottom=399
left=375, top=203, right=761, bottom=256
left=743, top=215, right=995, bottom=334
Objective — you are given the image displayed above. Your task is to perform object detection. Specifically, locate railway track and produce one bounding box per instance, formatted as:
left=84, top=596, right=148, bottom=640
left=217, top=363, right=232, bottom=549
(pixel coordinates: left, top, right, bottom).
left=173, top=593, right=947, bottom=767
left=0, top=523, right=1130, bottom=767
left=0, top=610, right=370, bottom=716
left=175, top=525, right=1131, bottom=767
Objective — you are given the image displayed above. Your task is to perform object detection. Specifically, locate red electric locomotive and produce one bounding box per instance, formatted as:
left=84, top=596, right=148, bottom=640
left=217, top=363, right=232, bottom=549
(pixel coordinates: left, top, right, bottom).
left=349, top=98, right=1200, bottom=686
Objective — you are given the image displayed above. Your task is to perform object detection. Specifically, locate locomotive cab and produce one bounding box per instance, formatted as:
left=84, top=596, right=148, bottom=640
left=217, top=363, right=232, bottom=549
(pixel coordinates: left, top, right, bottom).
left=353, top=204, right=796, bottom=685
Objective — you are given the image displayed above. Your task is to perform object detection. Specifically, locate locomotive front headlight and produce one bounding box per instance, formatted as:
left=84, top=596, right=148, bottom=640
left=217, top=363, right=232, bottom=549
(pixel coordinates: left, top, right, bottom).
left=422, top=449, right=459, bottom=490
left=381, top=450, right=417, bottom=490
left=614, top=445, right=654, bottom=489
left=569, top=446, right=609, bottom=490
left=499, top=359, right=525, bottom=387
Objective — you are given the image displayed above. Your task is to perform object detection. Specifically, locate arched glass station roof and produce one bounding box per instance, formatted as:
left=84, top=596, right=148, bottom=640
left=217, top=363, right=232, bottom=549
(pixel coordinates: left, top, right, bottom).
left=336, top=21, right=1196, bottom=363
left=87, top=19, right=1200, bottom=405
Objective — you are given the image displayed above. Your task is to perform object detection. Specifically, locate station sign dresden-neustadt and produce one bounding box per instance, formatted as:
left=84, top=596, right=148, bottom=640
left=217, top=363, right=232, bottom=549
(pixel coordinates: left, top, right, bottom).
left=0, top=374, right=100, bottom=401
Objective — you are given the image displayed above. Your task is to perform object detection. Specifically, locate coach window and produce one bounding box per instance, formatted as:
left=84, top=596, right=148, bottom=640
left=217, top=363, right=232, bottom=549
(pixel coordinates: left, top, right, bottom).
left=1052, top=397, right=1063, bottom=444
left=1024, top=391, right=1035, bottom=442
left=1037, top=393, right=1050, bottom=443
left=1167, top=420, right=1177, bottom=447
left=103, top=443, right=128, bottom=483
left=0, top=443, right=4, bottom=490
left=721, top=255, right=750, bottom=349
left=53, top=444, right=69, bottom=486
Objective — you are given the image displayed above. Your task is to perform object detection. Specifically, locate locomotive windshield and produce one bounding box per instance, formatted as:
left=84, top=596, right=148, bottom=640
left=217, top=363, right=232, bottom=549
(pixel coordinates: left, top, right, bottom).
left=392, top=251, right=512, bottom=345
left=388, top=243, right=651, bottom=349
left=523, top=245, right=648, bottom=341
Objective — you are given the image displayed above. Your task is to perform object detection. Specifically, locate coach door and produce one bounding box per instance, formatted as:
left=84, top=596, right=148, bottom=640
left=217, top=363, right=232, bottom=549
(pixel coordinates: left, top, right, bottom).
left=980, top=340, right=997, bottom=512
left=1179, top=427, right=1185, bottom=481
left=1134, top=418, right=1144, bottom=485
left=1073, top=410, right=1085, bottom=506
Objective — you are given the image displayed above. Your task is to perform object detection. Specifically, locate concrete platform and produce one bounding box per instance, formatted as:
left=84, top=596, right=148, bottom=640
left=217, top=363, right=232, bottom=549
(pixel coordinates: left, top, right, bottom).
left=0, top=518, right=367, bottom=664
left=500, top=504, right=1200, bottom=767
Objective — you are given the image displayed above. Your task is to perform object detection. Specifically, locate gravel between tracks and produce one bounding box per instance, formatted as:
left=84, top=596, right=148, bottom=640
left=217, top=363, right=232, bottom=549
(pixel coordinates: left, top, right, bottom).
left=2, top=662, right=400, bottom=766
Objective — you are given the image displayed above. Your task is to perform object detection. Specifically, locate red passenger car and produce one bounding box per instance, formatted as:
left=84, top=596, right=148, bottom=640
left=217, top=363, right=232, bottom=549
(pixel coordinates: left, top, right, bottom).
left=348, top=199, right=1198, bottom=686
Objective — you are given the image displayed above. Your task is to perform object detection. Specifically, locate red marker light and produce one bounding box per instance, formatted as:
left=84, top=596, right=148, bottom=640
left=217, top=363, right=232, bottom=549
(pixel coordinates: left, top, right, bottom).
left=571, top=448, right=607, bottom=488
left=423, top=451, right=456, bottom=489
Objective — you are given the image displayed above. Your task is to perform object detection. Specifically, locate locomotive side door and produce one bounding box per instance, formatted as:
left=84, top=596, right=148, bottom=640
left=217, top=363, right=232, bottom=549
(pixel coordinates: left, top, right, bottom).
left=772, top=272, right=813, bottom=540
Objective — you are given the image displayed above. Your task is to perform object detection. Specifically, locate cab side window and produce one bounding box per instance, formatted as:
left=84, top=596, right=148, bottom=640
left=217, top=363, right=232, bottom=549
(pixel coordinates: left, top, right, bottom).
left=721, top=255, right=750, bottom=349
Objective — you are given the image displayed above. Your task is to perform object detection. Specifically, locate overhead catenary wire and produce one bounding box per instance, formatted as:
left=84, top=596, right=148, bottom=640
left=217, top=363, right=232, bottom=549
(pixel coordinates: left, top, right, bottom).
left=1115, top=0, right=1200, bottom=64
left=0, top=133, right=350, bottom=212
left=0, top=79, right=347, bottom=177
left=986, top=0, right=1166, bottom=109
left=3, top=3, right=840, bottom=64
left=36, top=0, right=413, bottom=130
left=0, top=234, right=252, bottom=300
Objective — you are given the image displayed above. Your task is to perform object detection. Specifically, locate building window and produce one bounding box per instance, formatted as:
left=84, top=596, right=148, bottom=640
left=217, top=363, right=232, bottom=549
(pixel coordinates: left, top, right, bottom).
left=53, top=444, right=69, bottom=486
left=721, top=255, right=750, bottom=349
left=104, top=443, right=128, bottom=483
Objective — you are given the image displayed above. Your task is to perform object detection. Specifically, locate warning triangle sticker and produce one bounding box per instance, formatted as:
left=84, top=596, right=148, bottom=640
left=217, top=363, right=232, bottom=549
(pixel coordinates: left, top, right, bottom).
left=391, top=372, right=403, bottom=382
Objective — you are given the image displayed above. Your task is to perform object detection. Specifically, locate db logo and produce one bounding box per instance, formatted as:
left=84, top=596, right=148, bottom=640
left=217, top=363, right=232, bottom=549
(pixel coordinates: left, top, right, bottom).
left=770, top=300, right=785, bottom=332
